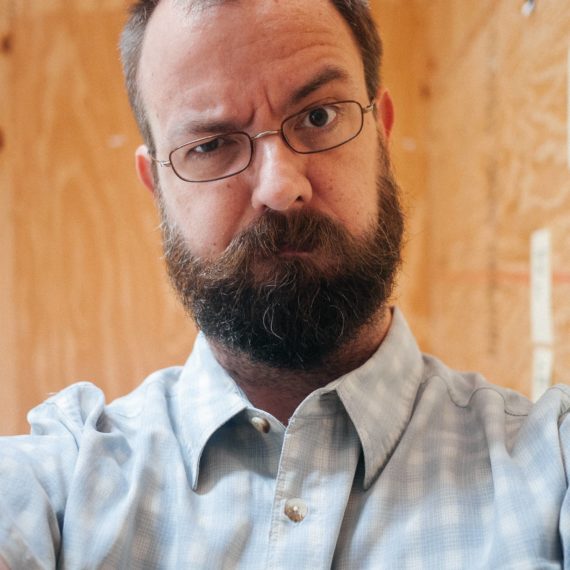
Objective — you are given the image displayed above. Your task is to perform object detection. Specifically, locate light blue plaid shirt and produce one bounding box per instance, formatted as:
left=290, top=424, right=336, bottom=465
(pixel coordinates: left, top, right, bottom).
left=1, top=308, right=570, bottom=569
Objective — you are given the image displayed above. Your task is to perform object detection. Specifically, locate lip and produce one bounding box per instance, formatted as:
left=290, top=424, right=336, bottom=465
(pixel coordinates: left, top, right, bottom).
left=277, top=244, right=312, bottom=257
left=279, top=250, right=311, bottom=258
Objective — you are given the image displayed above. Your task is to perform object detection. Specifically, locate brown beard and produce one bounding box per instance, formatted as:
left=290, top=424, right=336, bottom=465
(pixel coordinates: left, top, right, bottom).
left=159, top=148, right=404, bottom=371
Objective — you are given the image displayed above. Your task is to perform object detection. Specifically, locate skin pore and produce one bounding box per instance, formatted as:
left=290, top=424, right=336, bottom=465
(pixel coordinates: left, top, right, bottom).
left=135, top=0, right=401, bottom=424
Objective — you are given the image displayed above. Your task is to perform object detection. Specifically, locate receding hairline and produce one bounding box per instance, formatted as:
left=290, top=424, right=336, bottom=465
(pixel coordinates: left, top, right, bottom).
left=120, top=0, right=382, bottom=150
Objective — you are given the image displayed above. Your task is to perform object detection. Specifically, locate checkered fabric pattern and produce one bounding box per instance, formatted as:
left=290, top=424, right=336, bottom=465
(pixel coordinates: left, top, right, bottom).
left=1, top=309, right=569, bottom=569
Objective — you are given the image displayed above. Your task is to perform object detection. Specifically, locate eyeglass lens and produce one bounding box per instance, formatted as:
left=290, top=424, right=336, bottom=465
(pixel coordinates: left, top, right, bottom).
left=169, top=100, right=367, bottom=183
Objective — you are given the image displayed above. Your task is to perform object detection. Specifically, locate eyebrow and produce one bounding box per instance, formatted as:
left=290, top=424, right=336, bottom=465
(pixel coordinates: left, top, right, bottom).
left=170, top=118, right=240, bottom=140
left=290, top=65, right=351, bottom=106
left=170, top=65, right=351, bottom=139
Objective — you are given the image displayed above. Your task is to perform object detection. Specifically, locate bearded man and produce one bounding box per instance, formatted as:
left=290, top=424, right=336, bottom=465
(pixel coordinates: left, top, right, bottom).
left=1, top=1, right=569, bottom=568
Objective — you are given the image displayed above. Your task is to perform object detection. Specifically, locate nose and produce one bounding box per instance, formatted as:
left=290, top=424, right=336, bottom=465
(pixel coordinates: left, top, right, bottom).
left=249, top=134, right=313, bottom=212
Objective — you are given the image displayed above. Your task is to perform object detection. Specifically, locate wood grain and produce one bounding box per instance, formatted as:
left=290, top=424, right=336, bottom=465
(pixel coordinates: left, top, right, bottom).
left=375, top=0, right=570, bottom=395
left=2, top=1, right=196, bottom=434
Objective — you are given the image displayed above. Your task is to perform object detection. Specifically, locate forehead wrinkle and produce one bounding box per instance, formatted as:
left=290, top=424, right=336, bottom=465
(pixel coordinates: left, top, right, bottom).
left=165, top=61, right=359, bottom=143
left=167, top=63, right=355, bottom=142
left=143, top=0, right=367, bottom=145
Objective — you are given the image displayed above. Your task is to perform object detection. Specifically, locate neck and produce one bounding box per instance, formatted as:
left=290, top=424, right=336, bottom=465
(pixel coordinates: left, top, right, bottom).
left=209, top=308, right=392, bottom=425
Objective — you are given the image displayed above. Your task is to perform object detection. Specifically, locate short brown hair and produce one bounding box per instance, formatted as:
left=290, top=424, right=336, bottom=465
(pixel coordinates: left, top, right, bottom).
left=119, top=0, right=383, bottom=150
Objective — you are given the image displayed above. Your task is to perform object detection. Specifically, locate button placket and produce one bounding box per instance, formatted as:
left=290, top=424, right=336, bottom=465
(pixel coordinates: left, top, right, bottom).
left=265, top=397, right=359, bottom=569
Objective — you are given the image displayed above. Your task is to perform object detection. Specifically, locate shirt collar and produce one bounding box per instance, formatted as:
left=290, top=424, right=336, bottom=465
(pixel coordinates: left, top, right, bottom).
left=332, top=308, right=425, bottom=489
left=176, top=308, right=424, bottom=491
left=176, top=334, right=249, bottom=490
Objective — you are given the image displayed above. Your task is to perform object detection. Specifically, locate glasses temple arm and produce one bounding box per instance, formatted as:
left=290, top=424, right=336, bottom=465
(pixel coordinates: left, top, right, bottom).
left=149, top=154, right=172, bottom=168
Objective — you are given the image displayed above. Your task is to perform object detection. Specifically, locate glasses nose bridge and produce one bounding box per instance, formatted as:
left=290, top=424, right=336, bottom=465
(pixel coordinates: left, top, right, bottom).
left=249, top=128, right=293, bottom=163
left=250, top=128, right=283, bottom=144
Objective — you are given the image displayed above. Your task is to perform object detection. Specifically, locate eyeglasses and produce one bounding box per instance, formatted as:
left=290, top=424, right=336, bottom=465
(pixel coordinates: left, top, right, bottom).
left=151, top=99, right=375, bottom=183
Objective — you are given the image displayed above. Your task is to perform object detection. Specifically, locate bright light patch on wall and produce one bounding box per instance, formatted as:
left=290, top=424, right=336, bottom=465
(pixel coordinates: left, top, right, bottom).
left=532, top=347, right=554, bottom=402
left=530, top=229, right=553, bottom=345
left=530, top=229, right=554, bottom=400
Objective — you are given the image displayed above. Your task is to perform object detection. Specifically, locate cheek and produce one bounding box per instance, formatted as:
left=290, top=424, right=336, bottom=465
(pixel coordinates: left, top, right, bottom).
left=159, top=178, right=251, bottom=258
left=312, top=144, right=380, bottom=235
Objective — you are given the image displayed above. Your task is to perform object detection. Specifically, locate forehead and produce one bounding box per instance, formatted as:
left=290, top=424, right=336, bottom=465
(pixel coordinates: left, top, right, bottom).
left=139, top=0, right=367, bottom=140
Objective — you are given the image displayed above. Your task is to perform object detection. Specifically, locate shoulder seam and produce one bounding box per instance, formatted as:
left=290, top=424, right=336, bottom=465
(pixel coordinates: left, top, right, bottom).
left=426, top=374, right=530, bottom=417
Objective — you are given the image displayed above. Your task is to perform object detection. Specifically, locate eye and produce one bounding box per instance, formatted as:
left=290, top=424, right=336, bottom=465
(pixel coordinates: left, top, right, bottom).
left=176, top=134, right=245, bottom=169
left=193, top=137, right=224, bottom=154
left=302, top=105, right=338, bottom=128
left=182, top=135, right=240, bottom=161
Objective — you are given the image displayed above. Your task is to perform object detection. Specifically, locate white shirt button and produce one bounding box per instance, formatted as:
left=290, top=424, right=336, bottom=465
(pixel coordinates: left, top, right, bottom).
left=284, top=498, right=308, bottom=522
left=250, top=416, right=271, bottom=434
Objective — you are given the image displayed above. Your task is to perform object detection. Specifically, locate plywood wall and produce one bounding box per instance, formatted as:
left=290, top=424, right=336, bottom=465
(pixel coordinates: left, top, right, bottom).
left=375, top=0, right=570, bottom=396
left=1, top=0, right=569, bottom=434
left=1, top=0, right=196, bottom=434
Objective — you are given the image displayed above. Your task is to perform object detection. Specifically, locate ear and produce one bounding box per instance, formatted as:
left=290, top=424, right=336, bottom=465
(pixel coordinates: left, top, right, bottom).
left=135, top=145, right=157, bottom=195
left=376, top=89, right=394, bottom=140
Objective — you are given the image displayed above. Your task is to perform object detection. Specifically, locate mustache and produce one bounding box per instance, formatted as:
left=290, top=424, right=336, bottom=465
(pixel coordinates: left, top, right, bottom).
left=221, top=209, right=352, bottom=260
left=190, top=209, right=356, bottom=283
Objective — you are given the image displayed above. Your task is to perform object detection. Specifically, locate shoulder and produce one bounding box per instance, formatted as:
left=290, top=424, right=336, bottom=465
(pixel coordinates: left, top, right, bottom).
left=23, top=365, right=184, bottom=439
left=0, top=366, right=187, bottom=567
left=420, top=354, right=534, bottom=415
left=419, top=353, right=570, bottom=445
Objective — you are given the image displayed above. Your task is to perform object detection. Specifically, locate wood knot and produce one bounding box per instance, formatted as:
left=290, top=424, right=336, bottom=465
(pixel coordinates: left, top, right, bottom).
left=0, top=128, right=4, bottom=152
left=1, top=34, right=12, bottom=54
left=419, top=83, right=432, bottom=100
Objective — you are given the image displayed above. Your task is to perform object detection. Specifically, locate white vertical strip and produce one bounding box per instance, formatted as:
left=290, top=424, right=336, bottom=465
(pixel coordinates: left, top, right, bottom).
left=530, top=229, right=553, bottom=345
left=532, top=347, right=554, bottom=401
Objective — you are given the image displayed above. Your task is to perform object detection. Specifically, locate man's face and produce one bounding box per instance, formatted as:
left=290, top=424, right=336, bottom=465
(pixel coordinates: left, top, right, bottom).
left=137, top=0, right=391, bottom=258
left=136, top=0, right=403, bottom=368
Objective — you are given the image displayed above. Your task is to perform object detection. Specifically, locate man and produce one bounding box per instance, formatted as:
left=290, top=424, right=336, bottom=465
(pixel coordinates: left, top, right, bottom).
left=1, top=0, right=569, bottom=568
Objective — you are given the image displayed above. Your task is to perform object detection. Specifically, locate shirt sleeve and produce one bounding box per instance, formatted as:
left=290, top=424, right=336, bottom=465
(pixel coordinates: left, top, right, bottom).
left=0, top=383, right=105, bottom=569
